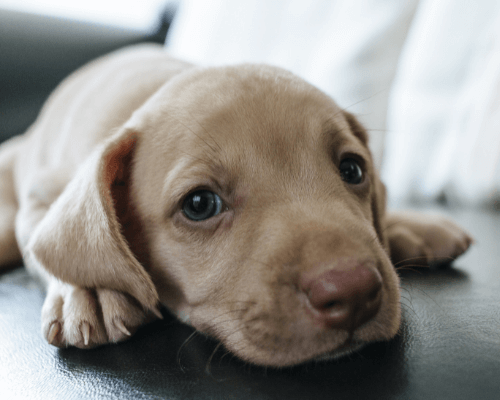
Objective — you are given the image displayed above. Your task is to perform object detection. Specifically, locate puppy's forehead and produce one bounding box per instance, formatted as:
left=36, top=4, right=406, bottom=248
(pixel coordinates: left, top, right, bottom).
left=149, top=65, right=343, bottom=129
left=169, top=64, right=346, bottom=139
left=139, top=65, right=366, bottom=192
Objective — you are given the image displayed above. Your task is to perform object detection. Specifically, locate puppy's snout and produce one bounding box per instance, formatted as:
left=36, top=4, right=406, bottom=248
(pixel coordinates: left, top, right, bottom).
left=300, top=262, right=383, bottom=331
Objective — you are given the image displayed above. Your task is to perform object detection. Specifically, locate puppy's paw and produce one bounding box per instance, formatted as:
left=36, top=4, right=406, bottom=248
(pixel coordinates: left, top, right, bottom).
left=385, top=212, right=474, bottom=267
left=96, top=288, right=161, bottom=343
left=41, top=281, right=161, bottom=349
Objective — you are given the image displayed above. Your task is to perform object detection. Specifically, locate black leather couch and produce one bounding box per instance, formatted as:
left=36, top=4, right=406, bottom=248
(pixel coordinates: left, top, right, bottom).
left=1, top=9, right=499, bottom=400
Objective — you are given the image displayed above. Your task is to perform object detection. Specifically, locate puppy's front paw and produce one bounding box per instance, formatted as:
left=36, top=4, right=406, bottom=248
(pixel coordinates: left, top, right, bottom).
left=386, top=212, right=474, bottom=267
left=41, top=281, right=161, bottom=349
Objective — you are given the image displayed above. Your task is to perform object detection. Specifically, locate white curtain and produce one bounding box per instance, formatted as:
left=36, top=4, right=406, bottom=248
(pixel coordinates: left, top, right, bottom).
left=382, top=0, right=500, bottom=206
left=166, top=0, right=500, bottom=207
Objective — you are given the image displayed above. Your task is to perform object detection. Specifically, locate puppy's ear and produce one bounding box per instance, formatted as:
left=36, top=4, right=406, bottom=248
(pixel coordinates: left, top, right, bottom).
left=28, top=129, right=159, bottom=311
left=344, top=111, right=389, bottom=250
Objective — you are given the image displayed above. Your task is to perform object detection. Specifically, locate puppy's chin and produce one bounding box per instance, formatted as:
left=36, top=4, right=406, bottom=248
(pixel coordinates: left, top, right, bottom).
left=227, top=339, right=368, bottom=368
left=312, top=340, right=367, bottom=363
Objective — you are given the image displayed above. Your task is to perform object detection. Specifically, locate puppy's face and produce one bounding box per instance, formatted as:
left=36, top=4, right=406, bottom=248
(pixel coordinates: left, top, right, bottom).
left=130, top=65, right=400, bottom=366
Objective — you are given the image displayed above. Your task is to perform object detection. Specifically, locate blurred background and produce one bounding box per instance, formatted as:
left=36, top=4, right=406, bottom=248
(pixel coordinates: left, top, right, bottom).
left=1, top=0, right=499, bottom=209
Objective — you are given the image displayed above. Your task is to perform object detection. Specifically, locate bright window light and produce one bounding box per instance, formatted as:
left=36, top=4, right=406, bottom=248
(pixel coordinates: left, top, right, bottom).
left=0, top=0, right=174, bottom=32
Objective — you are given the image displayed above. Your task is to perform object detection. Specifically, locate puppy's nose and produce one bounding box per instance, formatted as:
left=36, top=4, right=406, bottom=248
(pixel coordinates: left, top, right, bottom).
left=300, top=263, right=383, bottom=331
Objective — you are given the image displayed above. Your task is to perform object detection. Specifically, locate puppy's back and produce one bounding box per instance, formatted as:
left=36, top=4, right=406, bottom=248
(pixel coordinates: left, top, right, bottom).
left=15, top=44, right=192, bottom=196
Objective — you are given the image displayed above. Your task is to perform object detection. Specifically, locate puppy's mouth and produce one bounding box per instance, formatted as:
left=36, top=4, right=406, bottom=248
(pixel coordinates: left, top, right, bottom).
left=218, top=308, right=374, bottom=367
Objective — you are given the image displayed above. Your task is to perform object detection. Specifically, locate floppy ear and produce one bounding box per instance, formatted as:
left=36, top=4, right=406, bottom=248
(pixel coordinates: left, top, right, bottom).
left=344, top=111, right=389, bottom=251
left=28, top=129, right=159, bottom=311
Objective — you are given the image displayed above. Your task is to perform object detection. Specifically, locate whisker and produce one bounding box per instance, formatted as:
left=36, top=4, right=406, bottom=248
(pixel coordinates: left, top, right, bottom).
left=395, top=264, right=430, bottom=272
left=170, top=114, right=221, bottom=156
left=219, top=349, right=233, bottom=364
left=331, top=89, right=388, bottom=119
left=176, top=330, right=199, bottom=371
left=394, top=255, right=455, bottom=267
left=366, top=128, right=390, bottom=133
left=396, top=268, right=424, bottom=276
left=211, top=308, right=248, bottom=318
left=393, top=256, right=432, bottom=267
left=184, top=109, right=224, bottom=153
left=400, top=280, right=441, bottom=308
left=205, top=342, right=223, bottom=376
left=399, top=296, right=419, bottom=320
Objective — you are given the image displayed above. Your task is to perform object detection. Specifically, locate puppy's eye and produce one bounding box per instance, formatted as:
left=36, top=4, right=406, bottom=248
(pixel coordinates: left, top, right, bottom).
left=339, top=158, right=363, bottom=184
left=183, top=190, right=223, bottom=221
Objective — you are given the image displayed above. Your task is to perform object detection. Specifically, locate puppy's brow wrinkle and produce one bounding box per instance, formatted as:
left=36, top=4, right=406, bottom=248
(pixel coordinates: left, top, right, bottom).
left=174, top=149, right=214, bottom=168
left=162, top=157, right=191, bottom=204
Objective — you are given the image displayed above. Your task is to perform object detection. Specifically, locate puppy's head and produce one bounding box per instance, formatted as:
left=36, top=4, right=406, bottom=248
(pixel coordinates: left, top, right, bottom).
left=131, top=65, right=400, bottom=366
left=31, top=64, right=400, bottom=366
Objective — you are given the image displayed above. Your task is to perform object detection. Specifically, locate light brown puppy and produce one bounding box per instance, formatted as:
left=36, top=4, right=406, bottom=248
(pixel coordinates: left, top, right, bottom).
left=0, top=44, right=472, bottom=367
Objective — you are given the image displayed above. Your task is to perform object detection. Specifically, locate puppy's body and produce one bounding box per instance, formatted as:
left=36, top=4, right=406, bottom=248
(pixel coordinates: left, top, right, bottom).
left=0, top=44, right=472, bottom=366
left=12, top=45, right=192, bottom=259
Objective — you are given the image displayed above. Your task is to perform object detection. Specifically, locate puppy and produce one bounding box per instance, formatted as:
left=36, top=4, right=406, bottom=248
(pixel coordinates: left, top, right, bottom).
left=0, top=44, right=472, bottom=367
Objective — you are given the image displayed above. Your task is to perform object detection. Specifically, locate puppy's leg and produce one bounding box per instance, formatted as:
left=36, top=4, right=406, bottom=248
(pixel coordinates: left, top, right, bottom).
left=42, top=278, right=160, bottom=348
left=385, top=211, right=474, bottom=266
left=0, top=136, right=23, bottom=268
left=15, top=168, right=72, bottom=252
left=15, top=173, right=67, bottom=284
